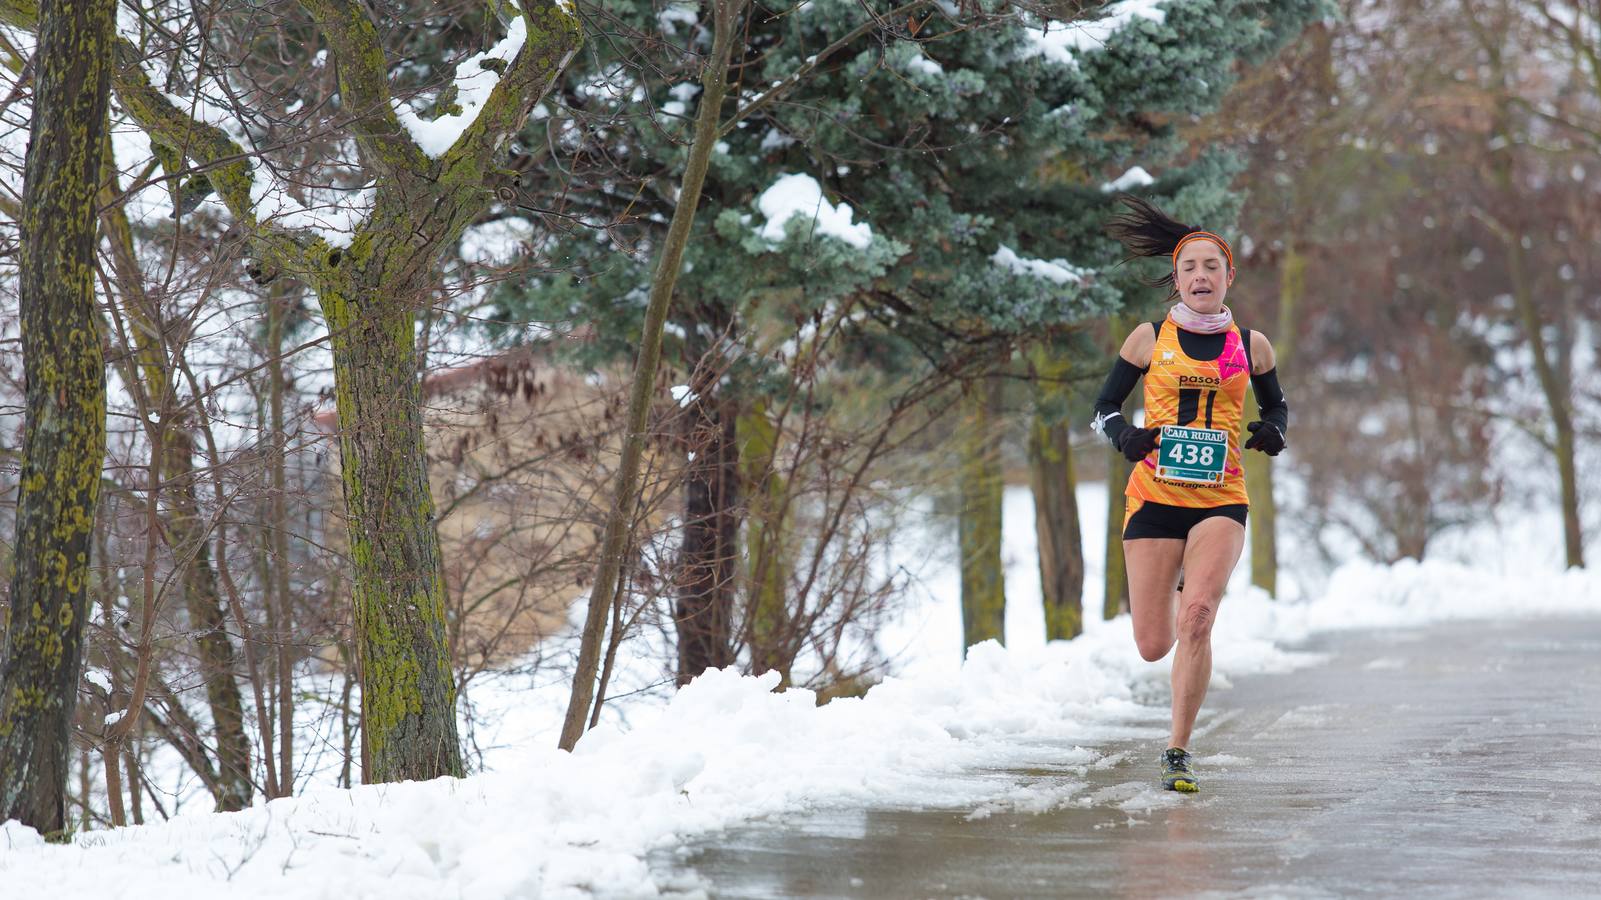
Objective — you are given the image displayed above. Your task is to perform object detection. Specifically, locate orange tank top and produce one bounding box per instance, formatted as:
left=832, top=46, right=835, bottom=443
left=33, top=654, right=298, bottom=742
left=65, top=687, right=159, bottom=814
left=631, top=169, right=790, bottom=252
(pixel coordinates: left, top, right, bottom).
left=1125, top=317, right=1251, bottom=508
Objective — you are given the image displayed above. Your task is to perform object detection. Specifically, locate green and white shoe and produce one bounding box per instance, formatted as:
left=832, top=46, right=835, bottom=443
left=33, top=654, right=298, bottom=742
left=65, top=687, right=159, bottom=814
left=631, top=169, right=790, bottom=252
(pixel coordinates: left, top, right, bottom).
left=1161, top=747, right=1199, bottom=793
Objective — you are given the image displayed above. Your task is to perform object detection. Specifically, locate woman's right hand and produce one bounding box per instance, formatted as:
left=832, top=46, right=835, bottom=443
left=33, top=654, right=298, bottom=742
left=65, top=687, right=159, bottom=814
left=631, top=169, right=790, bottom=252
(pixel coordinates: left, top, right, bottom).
left=1117, top=426, right=1161, bottom=462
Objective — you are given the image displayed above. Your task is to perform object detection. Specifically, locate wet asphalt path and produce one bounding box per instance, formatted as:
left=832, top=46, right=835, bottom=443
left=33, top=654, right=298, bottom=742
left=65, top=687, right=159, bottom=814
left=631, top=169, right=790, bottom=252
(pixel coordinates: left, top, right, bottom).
left=650, top=617, right=1601, bottom=898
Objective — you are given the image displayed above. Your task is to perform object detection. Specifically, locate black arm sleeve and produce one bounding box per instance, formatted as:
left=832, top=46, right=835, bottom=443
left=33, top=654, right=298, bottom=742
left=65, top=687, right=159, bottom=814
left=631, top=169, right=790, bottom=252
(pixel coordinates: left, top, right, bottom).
left=1250, top=367, right=1289, bottom=433
left=1091, top=357, right=1145, bottom=448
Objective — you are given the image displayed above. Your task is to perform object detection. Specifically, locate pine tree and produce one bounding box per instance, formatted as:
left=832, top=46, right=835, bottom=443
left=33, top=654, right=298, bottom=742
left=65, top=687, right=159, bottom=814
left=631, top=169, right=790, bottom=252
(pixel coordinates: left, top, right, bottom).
left=498, top=0, right=1331, bottom=666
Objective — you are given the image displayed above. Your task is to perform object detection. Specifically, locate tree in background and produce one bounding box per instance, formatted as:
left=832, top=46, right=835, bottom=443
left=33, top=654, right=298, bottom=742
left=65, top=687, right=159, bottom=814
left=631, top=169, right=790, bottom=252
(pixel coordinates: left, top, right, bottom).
left=1002, top=0, right=1330, bottom=629
left=3, top=0, right=584, bottom=782
left=1200, top=19, right=1339, bottom=594
left=496, top=0, right=951, bottom=695
left=0, top=0, right=115, bottom=834
left=500, top=0, right=1331, bottom=667
left=1220, top=0, right=1595, bottom=568
left=1455, top=0, right=1592, bottom=568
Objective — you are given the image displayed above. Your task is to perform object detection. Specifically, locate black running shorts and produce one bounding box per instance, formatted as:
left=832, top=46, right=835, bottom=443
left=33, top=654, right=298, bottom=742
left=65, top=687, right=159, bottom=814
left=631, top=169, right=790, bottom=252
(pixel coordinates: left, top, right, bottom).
left=1123, top=500, right=1248, bottom=541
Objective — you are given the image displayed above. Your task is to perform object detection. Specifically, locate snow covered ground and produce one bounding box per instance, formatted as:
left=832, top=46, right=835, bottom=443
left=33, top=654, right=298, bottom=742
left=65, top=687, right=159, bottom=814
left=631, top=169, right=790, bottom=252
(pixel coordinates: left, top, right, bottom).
left=4, top=484, right=1599, bottom=898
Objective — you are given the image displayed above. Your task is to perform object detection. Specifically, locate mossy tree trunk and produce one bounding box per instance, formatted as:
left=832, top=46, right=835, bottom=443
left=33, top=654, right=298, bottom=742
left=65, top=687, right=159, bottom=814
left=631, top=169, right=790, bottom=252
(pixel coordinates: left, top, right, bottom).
left=738, top=399, right=793, bottom=684
left=958, top=375, right=1006, bottom=653
left=59, top=0, right=584, bottom=782
left=317, top=264, right=465, bottom=782
left=1027, top=346, right=1084, bottom=640
left=0, top=0, right=115, bottom=834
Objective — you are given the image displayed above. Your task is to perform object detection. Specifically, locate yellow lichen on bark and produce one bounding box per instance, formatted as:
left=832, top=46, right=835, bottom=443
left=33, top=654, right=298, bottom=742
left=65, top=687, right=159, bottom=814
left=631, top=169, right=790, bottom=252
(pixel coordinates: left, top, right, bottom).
left=0, top=0, right=115, bottom=832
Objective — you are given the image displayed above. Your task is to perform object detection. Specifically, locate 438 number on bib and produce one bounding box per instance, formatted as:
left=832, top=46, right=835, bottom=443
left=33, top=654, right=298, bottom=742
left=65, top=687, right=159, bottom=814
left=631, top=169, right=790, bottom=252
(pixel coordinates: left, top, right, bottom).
left=1156, top=425, right=1228, bottom=485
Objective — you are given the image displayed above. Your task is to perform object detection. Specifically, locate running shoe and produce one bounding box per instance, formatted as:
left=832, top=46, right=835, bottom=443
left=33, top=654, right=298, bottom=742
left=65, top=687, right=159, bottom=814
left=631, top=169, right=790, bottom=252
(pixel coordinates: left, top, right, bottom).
left=1161, top=747, right=1199, bottom=793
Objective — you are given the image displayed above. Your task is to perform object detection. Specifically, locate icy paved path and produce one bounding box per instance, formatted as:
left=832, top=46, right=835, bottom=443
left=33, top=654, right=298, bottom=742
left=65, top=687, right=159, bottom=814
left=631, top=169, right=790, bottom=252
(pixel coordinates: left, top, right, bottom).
left=652, top=617, right=1601, bottom=898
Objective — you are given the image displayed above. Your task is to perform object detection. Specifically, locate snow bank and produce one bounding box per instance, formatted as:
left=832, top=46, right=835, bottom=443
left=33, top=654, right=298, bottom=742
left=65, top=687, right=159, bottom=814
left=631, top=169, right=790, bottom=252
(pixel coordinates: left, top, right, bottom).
left=4, top=489, right=1598, bottom=896
left=756, top=173, right=874, bottom=248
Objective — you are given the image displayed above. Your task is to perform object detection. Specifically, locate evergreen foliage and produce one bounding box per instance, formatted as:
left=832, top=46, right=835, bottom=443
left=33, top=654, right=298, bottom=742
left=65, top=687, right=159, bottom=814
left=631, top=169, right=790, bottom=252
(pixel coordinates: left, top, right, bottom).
left=484, top=0, right=1330, bottom=673
left=497, top=0, right=1332, bottom=367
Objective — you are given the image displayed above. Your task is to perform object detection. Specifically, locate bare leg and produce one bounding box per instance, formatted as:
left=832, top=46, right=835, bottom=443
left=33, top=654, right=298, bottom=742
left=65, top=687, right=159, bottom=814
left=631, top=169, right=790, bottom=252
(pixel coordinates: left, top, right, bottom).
left=1169, top=516, right=1246, bottom=750
left=1123, top=538, right=1185, bottom=662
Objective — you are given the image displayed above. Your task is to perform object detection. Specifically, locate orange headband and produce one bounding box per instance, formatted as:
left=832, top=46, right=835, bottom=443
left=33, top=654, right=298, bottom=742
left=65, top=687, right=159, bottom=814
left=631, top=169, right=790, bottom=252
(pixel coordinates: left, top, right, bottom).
left=1171, top=231, right=1234, bottom=271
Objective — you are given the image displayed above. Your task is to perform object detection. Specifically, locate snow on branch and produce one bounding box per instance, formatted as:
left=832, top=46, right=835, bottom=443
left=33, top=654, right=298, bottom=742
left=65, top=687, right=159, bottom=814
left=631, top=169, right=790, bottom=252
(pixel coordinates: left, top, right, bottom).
left=1020, top=0, right=1168, bottom=69
left=1101, top=165, right=1155, bottom=192
left=393, top=16, right=531, bottom=159
left=756, top=173, right=873, bottom=249
left=991, top=244, right=1088, bottom=285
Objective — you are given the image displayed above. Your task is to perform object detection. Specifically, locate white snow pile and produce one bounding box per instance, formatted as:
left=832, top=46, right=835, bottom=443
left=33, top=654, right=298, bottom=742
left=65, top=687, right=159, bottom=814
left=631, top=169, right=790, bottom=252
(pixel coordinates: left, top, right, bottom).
left=1102, top=165, right=1155, bottom=192
left=1022, top=0, right=1168, bottom=68
left=992, top=244, right=1089, bottom=285
left=5, top=539, right=1598, bottom=897
left=756, top=173, right=874, bottom=249
left=394, top=16, right=530, bottom=158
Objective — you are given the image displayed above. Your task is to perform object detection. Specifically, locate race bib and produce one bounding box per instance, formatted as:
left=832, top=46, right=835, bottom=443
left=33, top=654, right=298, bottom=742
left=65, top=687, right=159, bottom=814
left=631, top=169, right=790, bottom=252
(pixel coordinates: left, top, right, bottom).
left=1156, top=425, right=1228, bottom=484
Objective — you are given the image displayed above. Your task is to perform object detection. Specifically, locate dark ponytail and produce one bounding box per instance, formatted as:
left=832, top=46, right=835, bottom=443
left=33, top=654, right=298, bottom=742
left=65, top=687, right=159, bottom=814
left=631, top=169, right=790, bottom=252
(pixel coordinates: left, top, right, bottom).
left=1103, top=193, right=1196, bottom=292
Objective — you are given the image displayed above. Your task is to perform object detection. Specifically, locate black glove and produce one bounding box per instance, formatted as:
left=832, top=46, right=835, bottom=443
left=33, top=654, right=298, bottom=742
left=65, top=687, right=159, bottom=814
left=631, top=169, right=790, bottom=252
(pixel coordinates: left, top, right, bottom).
left=1117, top=426, right=1160, bottom=462
left=1245, top=421, right=1285, bottom=456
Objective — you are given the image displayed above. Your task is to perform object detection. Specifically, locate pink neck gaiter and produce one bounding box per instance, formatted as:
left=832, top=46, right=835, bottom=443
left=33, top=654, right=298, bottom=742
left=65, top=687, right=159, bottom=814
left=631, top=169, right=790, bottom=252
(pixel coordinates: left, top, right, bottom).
left=1169, top=302, right=1234, bottom=335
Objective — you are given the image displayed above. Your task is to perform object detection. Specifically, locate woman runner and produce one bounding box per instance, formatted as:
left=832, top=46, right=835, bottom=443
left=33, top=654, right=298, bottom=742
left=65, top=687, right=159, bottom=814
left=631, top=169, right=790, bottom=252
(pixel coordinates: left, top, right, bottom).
left=1091, top=195, right=1289, bottom=793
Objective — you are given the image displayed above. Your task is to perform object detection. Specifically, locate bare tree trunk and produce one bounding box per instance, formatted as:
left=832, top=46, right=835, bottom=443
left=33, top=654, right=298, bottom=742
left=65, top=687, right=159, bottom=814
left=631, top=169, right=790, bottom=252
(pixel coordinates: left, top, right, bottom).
left=675, top=356, right=741, bottom=686
left=101, top=745, right=125, bottom=828
left=166, top=430, right=254, bottom=810
left=558, top=0, right=749, bottom=749
left=589, top=559, right=637, bottom=729
left=0, top=0, right=115, bottom=835
left=338, top=646, right=356, bottom=789
left=958, top=375, right=1006, bottom=653
left=1500, top=213, right=1583, bottom=568
left=76, top=746, right=92, bottom=832
left=266, top=286, right=296, bottom=795
left=1027, top=347, right=1084, bottom=640
left=1477, top=14, right=1584, bottom=568
left=1102, top=313, right=1134, bottom=621
left=124, top=745, right=143, bottom=824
